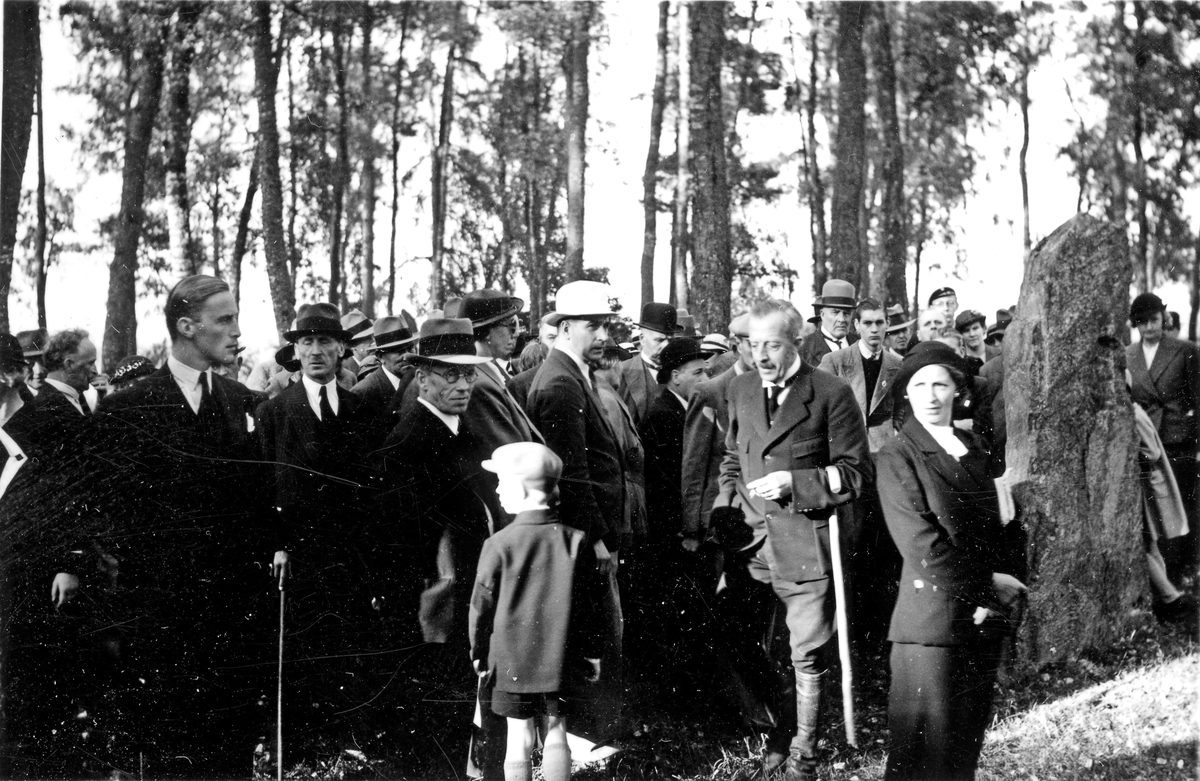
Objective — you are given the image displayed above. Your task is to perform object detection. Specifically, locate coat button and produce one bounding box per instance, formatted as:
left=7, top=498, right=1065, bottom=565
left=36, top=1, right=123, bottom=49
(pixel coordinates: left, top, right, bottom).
left=765, top=513, right=773, bottom=521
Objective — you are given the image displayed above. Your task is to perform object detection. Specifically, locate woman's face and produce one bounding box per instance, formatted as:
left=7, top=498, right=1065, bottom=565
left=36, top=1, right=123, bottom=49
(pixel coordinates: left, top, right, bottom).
left=906, top=364, right=956, bottom=427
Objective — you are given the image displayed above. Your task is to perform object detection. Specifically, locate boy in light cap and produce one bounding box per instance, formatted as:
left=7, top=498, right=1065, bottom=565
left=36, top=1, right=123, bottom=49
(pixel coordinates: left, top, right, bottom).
left=469, top=442, right=600, bottom=781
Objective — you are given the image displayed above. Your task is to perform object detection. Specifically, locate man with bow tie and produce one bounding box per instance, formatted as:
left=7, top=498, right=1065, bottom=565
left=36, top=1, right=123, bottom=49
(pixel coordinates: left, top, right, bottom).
left=714, top=299, right=871, bottom=781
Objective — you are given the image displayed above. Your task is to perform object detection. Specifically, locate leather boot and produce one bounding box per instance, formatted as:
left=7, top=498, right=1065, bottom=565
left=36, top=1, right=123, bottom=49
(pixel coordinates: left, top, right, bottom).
left=783, top=670, right=824, bottom=781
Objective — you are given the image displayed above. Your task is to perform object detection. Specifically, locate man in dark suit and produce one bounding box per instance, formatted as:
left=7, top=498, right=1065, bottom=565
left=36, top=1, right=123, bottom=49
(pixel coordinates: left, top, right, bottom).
left=715, top=299, right=872, bottom=781
left=798, top=279, right=859, bottom=368
left=350, top=313, right=418, bottom=445
left=526, top=281, right=627, bottom=755
left=818, top=299, right=903, bottom=645
left=1127, top=292, right=1200, bottom=580
left=883, top=304, right=914, bottom=356
left=617, top=302, right=682, bottom=427
left=96, top=275, right=268, bottom=778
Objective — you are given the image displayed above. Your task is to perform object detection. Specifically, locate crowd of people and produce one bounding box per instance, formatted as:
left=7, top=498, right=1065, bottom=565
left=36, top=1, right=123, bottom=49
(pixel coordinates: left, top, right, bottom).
left=0, top=272, right=1194, bottom=781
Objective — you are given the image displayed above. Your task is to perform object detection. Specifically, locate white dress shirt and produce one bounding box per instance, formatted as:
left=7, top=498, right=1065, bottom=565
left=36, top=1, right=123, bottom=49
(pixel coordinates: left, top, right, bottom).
left=417, top=397, right=460, bottom=435
left=381, top=366, right=402, bottom=391
left=44, top=378, right=85, bottom=415
left=0, top=426, right=27, bottom=501
left=168, top=355, right=212, bottom=414
left=821, top=330, right=846, bottom=353
left=921, top=421, right=969, bottom=460
left=301, top=375, right=340, bottom=420
left=1143, top=340, right=1160, bottom=371
left=555, top=342, right=593, bottom=391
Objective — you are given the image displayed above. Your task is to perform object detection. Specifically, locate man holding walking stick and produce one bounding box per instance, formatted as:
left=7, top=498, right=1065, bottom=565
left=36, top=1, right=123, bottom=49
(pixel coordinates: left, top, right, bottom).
left=712, top=299, right=872, bottom=781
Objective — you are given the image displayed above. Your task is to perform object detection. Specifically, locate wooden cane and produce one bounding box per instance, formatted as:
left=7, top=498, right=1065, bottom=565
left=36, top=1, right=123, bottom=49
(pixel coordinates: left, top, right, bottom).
left=277, top=571, right=286, bottom=781
left=828, top=511, right=857, bottom=748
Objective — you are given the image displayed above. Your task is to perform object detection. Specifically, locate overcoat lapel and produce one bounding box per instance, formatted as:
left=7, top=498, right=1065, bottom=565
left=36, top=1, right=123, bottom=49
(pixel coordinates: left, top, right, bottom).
left=842, top=352, right=867, bottom=418
left=870, top=357, right=901, bottom=416
left=764, top=367, right=815, bottom=450
left=1148, top=338, right=1180, bottom=385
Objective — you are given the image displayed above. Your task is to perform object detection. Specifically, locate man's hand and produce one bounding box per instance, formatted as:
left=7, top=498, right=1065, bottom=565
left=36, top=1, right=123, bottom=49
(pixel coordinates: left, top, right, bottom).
left=992, top=572, right=1028, bottom=608
left=585, top=658, right=601, bottom=683
left=953, top=419, right=975, bottom=432
left=972, top=606, right=991, bottom=625
left=472, top=658, right=488, bottom=678
left=50, top=573, right=79, bottom=607
left=747, top=471, right=792, bottom=503
left=680, top=537, right=701, bottom=553
left=272, top=550, right=290, bottom=588
left=593, top=540, right=617, bottom=575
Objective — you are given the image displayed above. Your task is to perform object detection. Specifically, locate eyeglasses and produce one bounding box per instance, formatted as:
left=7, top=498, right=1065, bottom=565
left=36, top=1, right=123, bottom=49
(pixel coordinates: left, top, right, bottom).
left=426, top=367, right=478, bottom=384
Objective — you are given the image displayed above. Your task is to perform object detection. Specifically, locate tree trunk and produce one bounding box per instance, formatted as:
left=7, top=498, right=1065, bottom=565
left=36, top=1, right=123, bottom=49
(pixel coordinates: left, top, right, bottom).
left=329, top=15, right=350, bottom=307
left=1019, top=54, right=1031, bottom=258
left=164, top=2, right=203, bottom=278
left=103, top=17, right=167, bottom=371
left=0, top=1, right=39, bottom=332
left=671, top=0, right=691, bottom=311
left=285, top=19, right=300, bottom=279
left=387, top=5, right=411, bottom=316
left=1006, top=214, right=1141, bottom=670
left=359, top=2, right=377, bottom=316
left=872, top=2, right=906, bottom=309
left=640, top=0, right=670, bottom=306
left=431, top=37, right=458, bottom=309
left=1107, top=2, right=1134, bottom=288
left=829, top=1, right=867, bottom=286
left=562, top=1, right=594, bottom=283
left=34, top=28, right=48, bottom=332
left=230, top=147, right=259, bottom=309
left=912, top=182, right=928, bottom=316
left=687, top=0, right=730, bottom=334
left=1190, top=233, right=1199, bottom=341
left=804, top=3, right=828, bottom=296
left=1132, top=1, right=1150, bottom=292
left=253, top=1, right=296, bottom=336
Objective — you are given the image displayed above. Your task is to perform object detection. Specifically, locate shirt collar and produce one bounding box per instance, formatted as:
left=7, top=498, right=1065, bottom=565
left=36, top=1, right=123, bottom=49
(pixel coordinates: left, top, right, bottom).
left=168, top=354, right=209, bottom=389
left=920, top=420, right=968, bottom=458
left=301, top=374, right=338, bottom=396
left=858, top=340, right=881, bottom=360
left=381, top=365, right=401, bottom=390
left=640, top=352, right=659, bottom=370
left=417, top=396, right=460, bottom=435
left=821, top=329, right=844, bottom=345
left=554, top=342, right=593, bottom=387
left=668, top=388, right=688, bottom=409
left=44, top=378, right=80, bottom=401
left=761, top=356, right=802, bottom=389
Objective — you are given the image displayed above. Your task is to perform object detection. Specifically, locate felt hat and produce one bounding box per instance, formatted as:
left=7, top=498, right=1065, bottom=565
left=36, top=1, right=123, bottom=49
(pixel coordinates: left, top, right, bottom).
left=285, top=303, right=353, bottom=343
left=891, top=341, right=968, bottom=401
left=954, top=310, right=986, bottom=333
left=372, top=312, right=420, bottom=351
left=0, top=333, right=31, bottom=371
left=547, top=281, right=615, bottom=326
left=341, top=310, right=374, bottom=344
left=813, top=279, right=857, bottom=310
left=985, top=309, right=1013, bottom=345
left=676, top=309, right=698, bottom=337
left=885, top=304, right=915, bottom=334
left=412, top=318, right=491, bottom=365
left=482, top=442, right=562, bottom=489
left=634, top=302, right=684, bottom=335
left=1130, top=292, right=1165, bottom=323
left=700, top=333, right=730, bottom=355
left=602, top=338, right=632, bottom=363
left=449, top=289, right=524, bottom=328
left=16, top=329, right=47, bottom=359
left=110, top=355, right=154, bottom=386
left=728, top=313, right=751, bottom=338
left=655, top=337, right=706, bottom=384
left=928, top=287, right=957, bottom=306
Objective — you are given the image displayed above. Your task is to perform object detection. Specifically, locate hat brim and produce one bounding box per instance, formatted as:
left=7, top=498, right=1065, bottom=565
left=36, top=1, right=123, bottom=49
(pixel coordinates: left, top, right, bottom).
left=886, top=319, right=916, bottom=334
left=656, top=351, right=708, bottom=384
left=470, top=299, right=525, bottom=328
left=547, top=312, right=612, bottom=327
left=373, top=333, right=420, bottom=351
left=634, top=321, right=685, bottom=334
left=413, top=354, right=491, bottom=366
left=284, top=327, right=354, bottom=343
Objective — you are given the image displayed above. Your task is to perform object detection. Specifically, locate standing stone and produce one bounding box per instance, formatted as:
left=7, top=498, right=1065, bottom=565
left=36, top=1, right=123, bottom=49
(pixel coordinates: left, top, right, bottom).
left=1005, top=214, right=1142, bottom=668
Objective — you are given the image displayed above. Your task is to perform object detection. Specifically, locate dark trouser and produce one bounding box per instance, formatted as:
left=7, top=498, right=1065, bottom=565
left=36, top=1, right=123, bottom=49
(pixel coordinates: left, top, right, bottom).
left=1163, top=444, right=1199, bottom=582
left=885, top=640, right=1000, bottom=781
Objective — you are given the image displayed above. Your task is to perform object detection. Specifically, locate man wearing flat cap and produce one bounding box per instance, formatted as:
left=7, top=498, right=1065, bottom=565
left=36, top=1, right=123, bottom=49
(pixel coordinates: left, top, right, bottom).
left=95, top=274, right=269, bottom=776
left=351, top=311, right=419, bottom=444
left=928, top=286, right=959, bottom=325
left=1127, top=292, right=1200, bottom=580
left=617, top=302, right=683, bottom=427
left=799, top=279, right=860, bottom=368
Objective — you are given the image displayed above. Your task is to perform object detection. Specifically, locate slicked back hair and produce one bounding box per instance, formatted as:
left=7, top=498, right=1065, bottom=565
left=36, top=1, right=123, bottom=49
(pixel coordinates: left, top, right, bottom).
left=166, top=275, right=231, bottom=341
left=748, top=299, right=805, bottom=342
left=43, top=328, right=89, bottom=372
left=855, top=298, right=884, bottom=321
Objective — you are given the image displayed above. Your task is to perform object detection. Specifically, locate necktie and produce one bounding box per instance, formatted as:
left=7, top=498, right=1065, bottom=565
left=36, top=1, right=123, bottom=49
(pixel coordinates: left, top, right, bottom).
left=319, top=385, right=335, bottom=422
left=198, top=371, right=212, bottom=414
left=766, top=385, right=780, bottom=424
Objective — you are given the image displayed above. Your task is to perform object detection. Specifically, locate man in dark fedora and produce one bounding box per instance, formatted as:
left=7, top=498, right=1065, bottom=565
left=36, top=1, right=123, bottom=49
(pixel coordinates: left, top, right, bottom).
left=341, top=309, right=376, bottom=377
left=617, top=302, right=683, bottom=427
left=984, top=308, right=1013, bottom=349
left=1127, top=291, right=1200, bottom=580
left=883, top=304, right=914, bottom=356
left=799, top=279, right=860, bottom=368
left=95, top=274, right=269, bottom=777
left=351, top=311, right=419, bottom=442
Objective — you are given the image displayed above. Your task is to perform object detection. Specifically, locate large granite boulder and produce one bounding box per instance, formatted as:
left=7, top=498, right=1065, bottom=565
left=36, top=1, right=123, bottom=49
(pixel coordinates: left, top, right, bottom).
left=1005, top=214, right=1142, bottom=668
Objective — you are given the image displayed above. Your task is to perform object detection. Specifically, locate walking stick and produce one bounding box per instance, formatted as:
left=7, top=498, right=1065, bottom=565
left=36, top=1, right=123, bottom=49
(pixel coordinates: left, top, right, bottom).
left=828, top=510, right=857, bottom=748
left=277, top=568, right=287, bottom=781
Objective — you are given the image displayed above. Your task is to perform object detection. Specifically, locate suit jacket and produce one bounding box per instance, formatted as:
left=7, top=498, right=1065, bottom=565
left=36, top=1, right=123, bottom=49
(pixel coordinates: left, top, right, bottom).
left=616, top=354, right=659, bottom=428
left=507, top=365, right=538, bottom=411
left=681, top=365, right=744, bottom=537
left=1127, top=335, right=1200, bottom=449
left=256, top=380, right=373, bottom=550
left=639, top=387, right=688, bottom=540
left=799, top=329, right=858, bottom=369
left=527, top=348, right=626, bottom=547
left=716, top=361, right=872, bottom=583
left=351, top=363, right=415, bottom=446
left=876, top=419, right=1017, bottom=645
left=376, top=398, right=491, bottom=642
left=817, top=345, right=902, bottom=452
left=465, top=360, right=543, bottom=455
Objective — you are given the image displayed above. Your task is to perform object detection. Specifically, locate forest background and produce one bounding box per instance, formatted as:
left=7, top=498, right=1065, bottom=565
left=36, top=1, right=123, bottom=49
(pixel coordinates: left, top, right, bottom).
left=2, top=0, right=1198, bottom=371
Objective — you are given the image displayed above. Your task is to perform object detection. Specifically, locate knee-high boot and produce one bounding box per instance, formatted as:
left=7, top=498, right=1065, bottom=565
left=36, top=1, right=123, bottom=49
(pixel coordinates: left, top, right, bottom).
left=785, top=670, right=824, bottom=781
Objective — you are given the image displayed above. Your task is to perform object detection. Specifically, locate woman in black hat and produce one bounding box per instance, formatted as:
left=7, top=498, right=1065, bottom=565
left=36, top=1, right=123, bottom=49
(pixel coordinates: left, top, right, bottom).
left=876, top=342, right=1026, bottom=780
